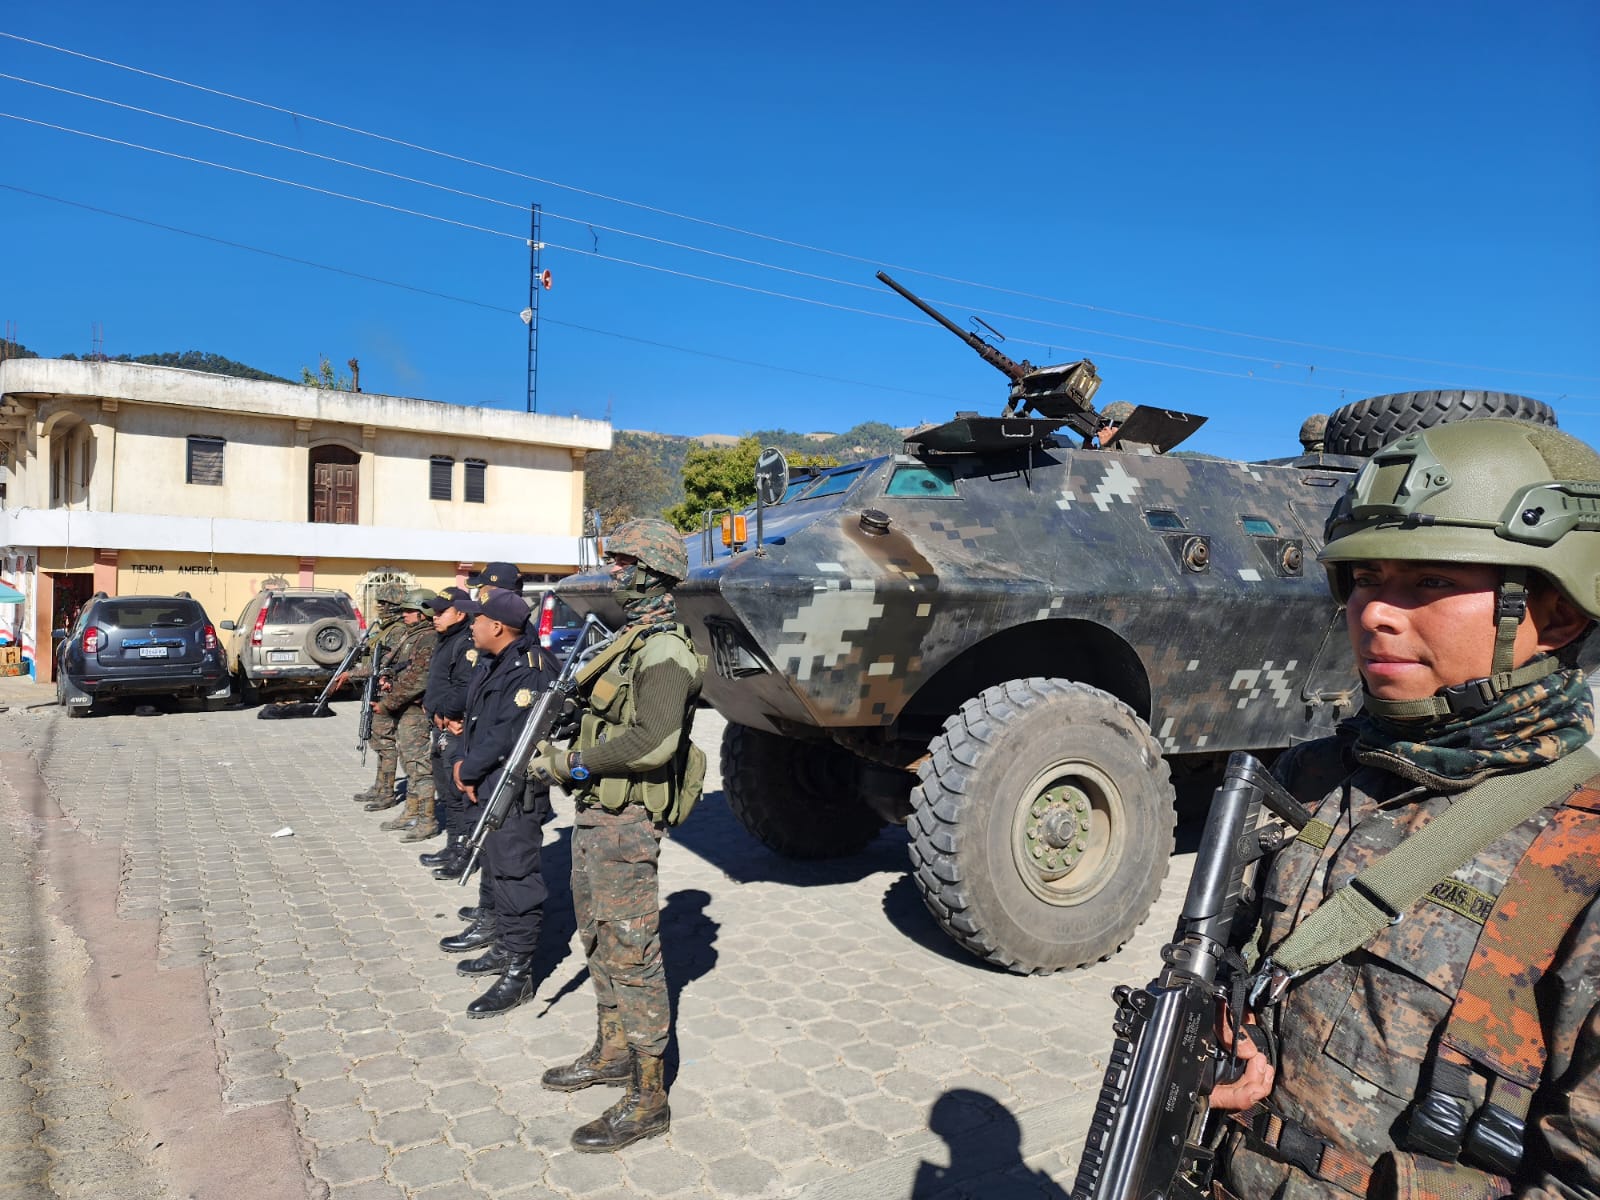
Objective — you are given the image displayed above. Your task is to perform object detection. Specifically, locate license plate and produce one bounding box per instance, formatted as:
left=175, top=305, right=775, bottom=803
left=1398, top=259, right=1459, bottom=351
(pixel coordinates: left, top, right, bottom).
left=267, top=650, right=297, bottom=663
left=138, top=646, right=168, bottom=658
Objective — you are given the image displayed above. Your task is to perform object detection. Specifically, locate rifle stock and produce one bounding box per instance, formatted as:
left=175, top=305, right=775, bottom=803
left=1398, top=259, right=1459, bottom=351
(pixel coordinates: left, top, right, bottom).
left=459, top=614, right=616, bottom=884
left=1071, top=752, right=1306, bottom=1200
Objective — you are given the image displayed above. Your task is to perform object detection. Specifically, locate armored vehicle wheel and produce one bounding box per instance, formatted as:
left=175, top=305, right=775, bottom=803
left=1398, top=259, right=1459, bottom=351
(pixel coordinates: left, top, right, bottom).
left=910, top=678, right=1175, bottom=974
left=721, top=723, right=885, bottom=859
left=1324, top=390, right=1556, bottom=457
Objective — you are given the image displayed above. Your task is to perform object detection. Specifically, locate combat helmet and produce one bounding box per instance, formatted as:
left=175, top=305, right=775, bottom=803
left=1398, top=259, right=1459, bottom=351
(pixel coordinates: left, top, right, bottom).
left=1100, top=401, right=1135, bottom=423
left=1320, top=419, right=1600, bottom=717
left=376, top=581, right=407, bottom=607
left=400, top=587, right=433, bottom=613
left=604, top=518, right=689, bottom=583
left=1298, top=413, right=1328, bottom=453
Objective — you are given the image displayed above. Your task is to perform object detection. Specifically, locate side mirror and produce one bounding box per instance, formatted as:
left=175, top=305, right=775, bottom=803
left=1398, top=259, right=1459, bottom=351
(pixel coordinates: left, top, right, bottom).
left=51, top=628, right=67, bottom=640
left=219, top=620, right=236, bottom=631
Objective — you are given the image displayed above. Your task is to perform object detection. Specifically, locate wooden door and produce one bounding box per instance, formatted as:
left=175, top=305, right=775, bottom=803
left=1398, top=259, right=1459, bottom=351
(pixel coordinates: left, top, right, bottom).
left=309, top=446, right=360, bottom=524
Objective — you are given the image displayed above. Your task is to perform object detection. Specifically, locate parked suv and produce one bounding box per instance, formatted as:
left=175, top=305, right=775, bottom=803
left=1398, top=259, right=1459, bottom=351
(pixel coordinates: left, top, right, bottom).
left=532, top=589, right=585, bottom=661
left=54, top=593, right=231, bottom=715
left=222, top=586, right=363, bottom=701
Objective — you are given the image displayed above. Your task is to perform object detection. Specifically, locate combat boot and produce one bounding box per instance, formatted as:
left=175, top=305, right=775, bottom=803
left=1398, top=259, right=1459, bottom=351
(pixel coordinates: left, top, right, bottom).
left=354, top=760, right=398, bottom=804
left=456, top=905, right=483, bottom=922
left=399, top=806, right=440, bottom=842
left=457, top=943, right=514, bottom=976
left=419, top=834, right=462, bottom=868
left=379, top=787, right=421, bottom=832
left=465, top=953, right=537, bottom=1017
left=439, top=914, right=496, bottom=954
left=541, top=1008, right=631, bottom=1092
left=570, top=1052, right=670, bottom=1152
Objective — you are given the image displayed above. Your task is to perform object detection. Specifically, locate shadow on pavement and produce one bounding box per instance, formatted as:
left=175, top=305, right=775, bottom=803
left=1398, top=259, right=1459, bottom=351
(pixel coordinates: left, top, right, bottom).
left=878, top=874, right=1014, bottom=974
left=661, top=887, right=719, bottom=1086
left=912, top=1088, right=1069, bottom=1198
left=667, top=790, right=912, bottom=886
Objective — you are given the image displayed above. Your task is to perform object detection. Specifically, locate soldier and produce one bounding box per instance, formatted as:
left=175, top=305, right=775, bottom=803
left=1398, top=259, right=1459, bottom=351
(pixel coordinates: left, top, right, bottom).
left=529, top=517, right=704, bottom=1153
left=1096, top=400, right=1134, bottom=448
left=1299, top=412, right=1329, bottom=455
left=339, top=581, right=407, bottom=808
left=418, top=586, right=478, bottom=880
left=372, top=589, right=439, bottom=841
left=436, top=587, right=558, bottom=1018
left=1212, top=420, right=1600, bottom=1199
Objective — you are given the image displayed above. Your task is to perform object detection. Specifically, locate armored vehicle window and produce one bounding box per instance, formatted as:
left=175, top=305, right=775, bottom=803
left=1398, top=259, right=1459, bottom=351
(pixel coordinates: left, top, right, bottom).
left=885, top=465, right=957, bottom=498
left=1241, top=517, right=1277, bottom=537
left=1144, top=510, right=1184, bottom=531
left=798, top=466, right=867, bottom=500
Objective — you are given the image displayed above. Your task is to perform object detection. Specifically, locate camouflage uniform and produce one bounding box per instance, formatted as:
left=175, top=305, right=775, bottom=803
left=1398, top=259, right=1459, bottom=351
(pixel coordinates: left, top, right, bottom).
left=1218, top=421, right=1600, bottom=1200
left=1220, top=732, right=1600, bottom=1199
left=351, top=587, right=409, bottom=804
left=536, top=517, right=703, bottom=1154
left=376, top=591, right=437, bottom=839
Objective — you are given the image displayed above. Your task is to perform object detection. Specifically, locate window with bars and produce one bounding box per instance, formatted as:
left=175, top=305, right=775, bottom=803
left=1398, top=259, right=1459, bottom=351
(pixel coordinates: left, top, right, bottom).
left=429, top=456, right=453, bottom=501
left=464, top=459, right=486, bottom=504
left=187, top=436, right=225, bottom=486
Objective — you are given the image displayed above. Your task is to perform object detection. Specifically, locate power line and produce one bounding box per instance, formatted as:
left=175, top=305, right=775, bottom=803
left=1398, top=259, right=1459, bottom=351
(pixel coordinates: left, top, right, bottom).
left=0, top=181, right=972, bottom=404
left=5, top=29, right=1596, bottom=384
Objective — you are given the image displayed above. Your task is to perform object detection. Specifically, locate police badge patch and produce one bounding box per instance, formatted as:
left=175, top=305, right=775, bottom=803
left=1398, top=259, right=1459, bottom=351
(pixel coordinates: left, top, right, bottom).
left=465, top=649, right=479, bottom=665
left=514, top=688, right=533, bottom=708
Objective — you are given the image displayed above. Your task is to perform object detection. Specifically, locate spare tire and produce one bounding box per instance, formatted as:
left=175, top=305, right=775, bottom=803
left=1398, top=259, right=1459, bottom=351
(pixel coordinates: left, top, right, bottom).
left=305, top=618, right=353, bottom=666
left=1324, top=390, right=1557, bottom=458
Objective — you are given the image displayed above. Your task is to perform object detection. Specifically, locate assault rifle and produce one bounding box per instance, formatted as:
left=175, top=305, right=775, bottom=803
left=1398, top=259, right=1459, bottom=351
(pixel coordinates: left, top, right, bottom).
left=357, top=633, right=391, bottom=764
left=459, top=613, right=616, bottom=883
left=1071, top=752, right=1310, bottom=1200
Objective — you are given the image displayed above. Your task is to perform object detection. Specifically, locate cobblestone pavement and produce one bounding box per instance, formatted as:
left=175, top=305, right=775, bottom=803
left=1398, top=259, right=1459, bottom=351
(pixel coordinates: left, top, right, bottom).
left=1, top=682, right=1196, bottom=1199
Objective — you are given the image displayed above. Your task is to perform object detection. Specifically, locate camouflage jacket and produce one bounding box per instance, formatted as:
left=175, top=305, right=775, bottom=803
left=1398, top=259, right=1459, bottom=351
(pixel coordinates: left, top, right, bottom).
left=377, top=620, right=434, bottom=714
left=349, top=618, right=405, bottom=682
left=1220, top=736, right=1600, bottom=1200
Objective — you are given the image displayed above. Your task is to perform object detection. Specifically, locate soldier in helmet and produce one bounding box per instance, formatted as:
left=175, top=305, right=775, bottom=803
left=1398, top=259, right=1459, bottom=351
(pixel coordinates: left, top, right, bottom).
left=339, top=581, right=408, bottom=808
left=1298, top=412, right=1329, bottom=455
left=371, top=588, right=439, bottom=841
left=529, top=517, right=705, bottom=1152
left=1096, top=400, right=1135, bottom=448
left=1211, top=420, right=1600, bottom=1199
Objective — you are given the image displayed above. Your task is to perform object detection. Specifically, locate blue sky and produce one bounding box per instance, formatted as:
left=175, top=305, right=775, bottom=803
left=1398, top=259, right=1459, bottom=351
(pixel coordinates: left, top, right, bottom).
left=2, top=1, right=1595, bottom=461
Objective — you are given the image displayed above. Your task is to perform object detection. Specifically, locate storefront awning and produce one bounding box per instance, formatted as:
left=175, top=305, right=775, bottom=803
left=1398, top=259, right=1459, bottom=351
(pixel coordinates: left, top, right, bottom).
left=0, top=585, right=25, bottom=604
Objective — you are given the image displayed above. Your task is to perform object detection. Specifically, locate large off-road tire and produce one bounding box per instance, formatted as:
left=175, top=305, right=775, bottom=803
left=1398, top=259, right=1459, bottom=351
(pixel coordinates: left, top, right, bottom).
left=910, top=678, right=1175, bottom=974
left=1324, top=390, right=1557, bottom=458
left=721, top=723, right=886, bottom=859
left=305, top=618, right=354, bottom=666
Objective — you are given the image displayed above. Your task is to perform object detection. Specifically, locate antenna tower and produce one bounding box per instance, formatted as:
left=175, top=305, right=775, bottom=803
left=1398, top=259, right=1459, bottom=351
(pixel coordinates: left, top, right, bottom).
left=526, top=203, right=544, bottom=413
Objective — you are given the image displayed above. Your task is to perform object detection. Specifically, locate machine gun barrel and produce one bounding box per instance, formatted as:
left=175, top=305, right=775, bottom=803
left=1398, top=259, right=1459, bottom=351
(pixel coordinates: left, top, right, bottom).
left=876, top=271, right=1028, bottom=383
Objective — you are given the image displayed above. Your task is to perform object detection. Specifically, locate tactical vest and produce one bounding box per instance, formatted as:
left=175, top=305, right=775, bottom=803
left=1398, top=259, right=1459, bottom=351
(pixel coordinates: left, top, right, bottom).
left=571, top=624, right=705, bottom=821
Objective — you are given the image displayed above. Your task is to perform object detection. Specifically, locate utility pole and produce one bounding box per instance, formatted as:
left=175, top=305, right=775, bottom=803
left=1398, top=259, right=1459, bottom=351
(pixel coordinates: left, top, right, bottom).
left=522, top=203, right=548, bottom=413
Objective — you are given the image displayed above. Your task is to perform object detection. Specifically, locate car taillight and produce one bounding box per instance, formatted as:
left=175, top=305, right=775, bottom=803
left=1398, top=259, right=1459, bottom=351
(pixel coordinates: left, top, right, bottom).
left=354, top=606, right=367, bottom=633
left=83, top=626, right=100, bottom=654
left=250, top=607, right=269, bottom=646
left=203, top=624, right=218, bottom=651
left=537, top=593, right=555, bottom=649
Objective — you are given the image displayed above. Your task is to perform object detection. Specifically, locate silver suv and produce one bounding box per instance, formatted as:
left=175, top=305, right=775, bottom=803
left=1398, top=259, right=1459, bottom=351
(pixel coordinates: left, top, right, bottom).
left=222, top=585, right=363, bottom=702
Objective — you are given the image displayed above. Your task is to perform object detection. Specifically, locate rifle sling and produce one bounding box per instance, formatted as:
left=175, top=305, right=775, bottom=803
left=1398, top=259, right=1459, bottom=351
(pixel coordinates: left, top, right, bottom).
left=1268, top=746, right=1599, bottom=980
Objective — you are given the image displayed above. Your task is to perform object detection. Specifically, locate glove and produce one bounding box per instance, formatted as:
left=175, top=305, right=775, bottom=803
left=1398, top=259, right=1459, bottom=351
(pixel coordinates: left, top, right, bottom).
left=526, top=739, right=572, bottom=786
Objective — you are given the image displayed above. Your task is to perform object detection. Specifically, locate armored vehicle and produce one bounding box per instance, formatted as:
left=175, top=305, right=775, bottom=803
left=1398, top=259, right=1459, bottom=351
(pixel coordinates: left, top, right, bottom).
left=559, top=277, right=1560, bottom=974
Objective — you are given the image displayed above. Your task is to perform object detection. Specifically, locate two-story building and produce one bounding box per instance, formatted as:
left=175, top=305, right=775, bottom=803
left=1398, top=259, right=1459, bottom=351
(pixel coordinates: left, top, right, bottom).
left=0, top=358, right=610, bottom=680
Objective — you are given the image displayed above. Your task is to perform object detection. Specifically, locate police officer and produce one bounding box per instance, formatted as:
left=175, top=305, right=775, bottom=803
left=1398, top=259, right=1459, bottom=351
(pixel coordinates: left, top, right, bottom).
left=339, top=581, right=407, bottom=808
left=530, top=517, right=704, bottom=1153
left=468, top=561, right=524, bottom=592
left=437, top=587, right=558, bottom=1018
left=1212, top=420, right=1600, bottom=1199
left=418, top=586, right=478, bottom=880
left=374, top=589, right=438, bottom=841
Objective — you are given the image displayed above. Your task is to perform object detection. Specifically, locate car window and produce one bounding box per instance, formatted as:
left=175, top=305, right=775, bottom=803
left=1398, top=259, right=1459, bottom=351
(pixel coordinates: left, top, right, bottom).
left=548, top=596, right=582, bottom=630
left=267, top=596, right=352, bottom=624
left=103, top=601, right=203, bottom=628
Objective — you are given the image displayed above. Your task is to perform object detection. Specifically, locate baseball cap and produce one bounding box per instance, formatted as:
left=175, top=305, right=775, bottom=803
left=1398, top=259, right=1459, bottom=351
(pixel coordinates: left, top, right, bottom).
left=426, top=586, right=471, bottom=614
left=456, top=586, right=531, bottom=630
left=467, top=561, right=523, bottom=589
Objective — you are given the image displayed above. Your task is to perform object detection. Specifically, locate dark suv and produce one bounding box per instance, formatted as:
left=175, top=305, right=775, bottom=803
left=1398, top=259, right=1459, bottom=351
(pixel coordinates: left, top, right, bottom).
left=533, top=590, right=584, bottom=661
left=54, top=594, right=231, bottom=715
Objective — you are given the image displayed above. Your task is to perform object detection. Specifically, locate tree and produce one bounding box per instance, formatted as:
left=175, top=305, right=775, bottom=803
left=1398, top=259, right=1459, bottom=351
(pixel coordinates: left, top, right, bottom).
left=300, top=354, right=355, bottom=391
left=584, top=439, right=676, bottom=533
left=664, top=437, right=839, bottom=532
